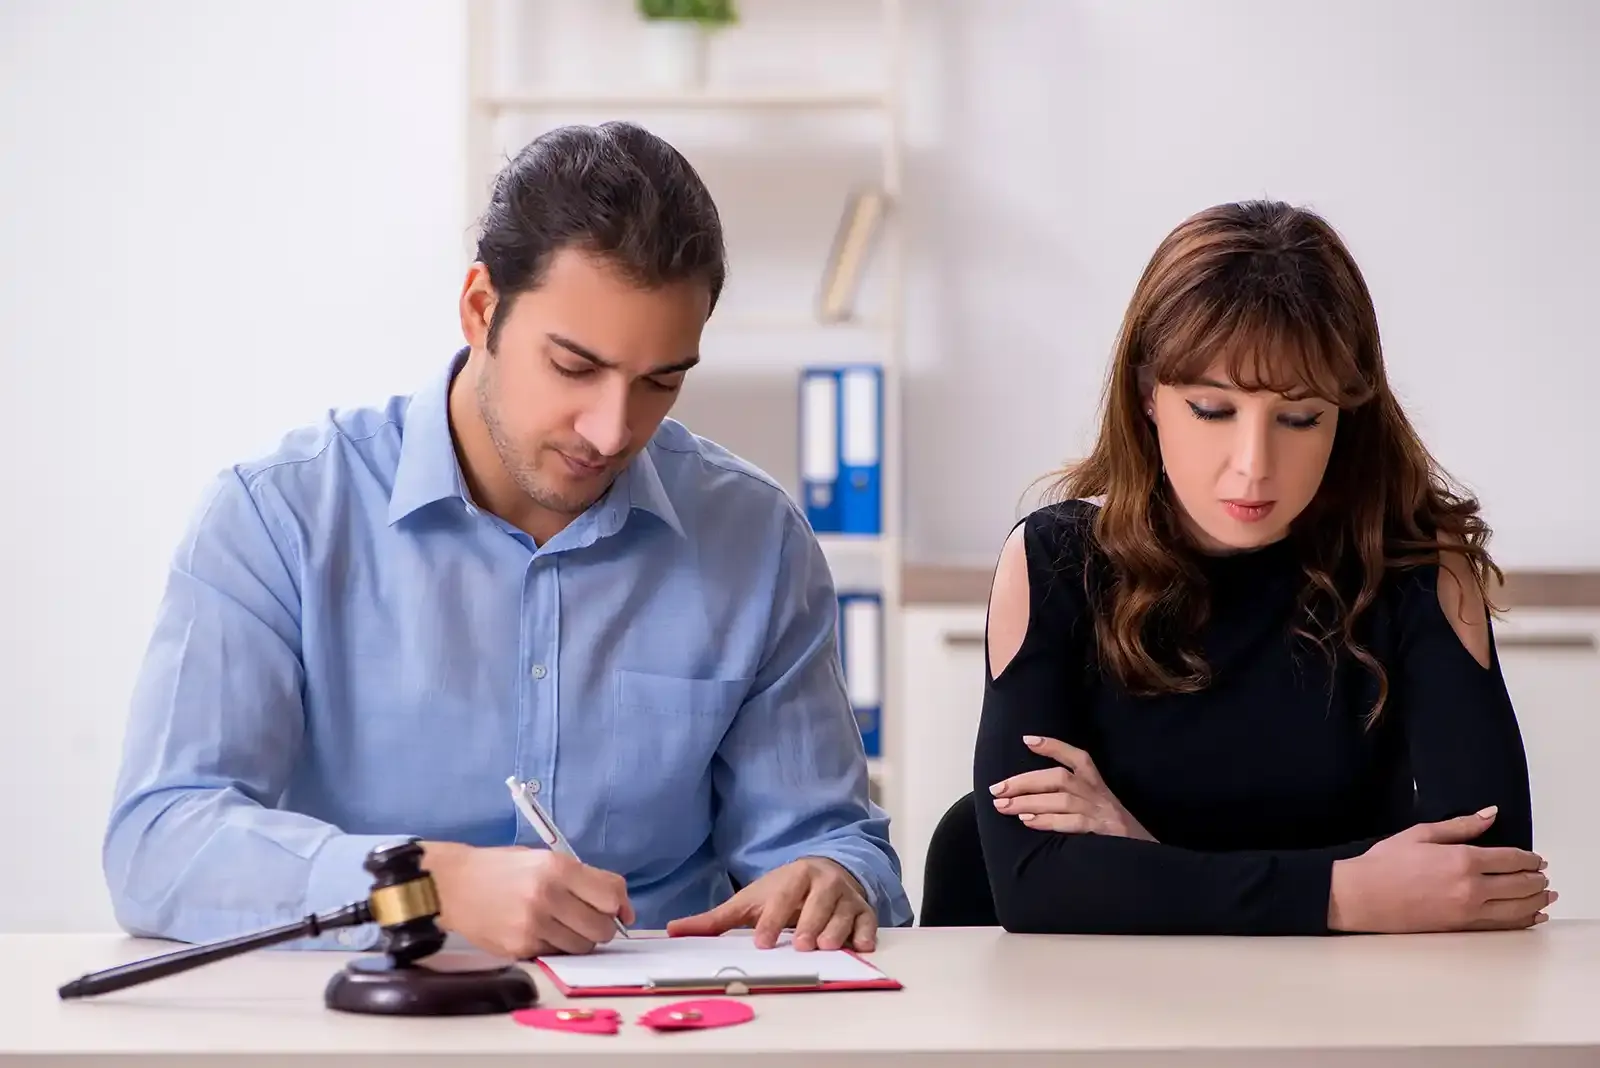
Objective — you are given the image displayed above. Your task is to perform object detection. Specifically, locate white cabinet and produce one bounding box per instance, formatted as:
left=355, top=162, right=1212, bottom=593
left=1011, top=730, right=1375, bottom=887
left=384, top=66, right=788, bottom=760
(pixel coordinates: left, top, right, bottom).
left=889, top=604, right=1600, bottom=925
left=893, top=605, right=988, bottom=922
left=1494, top=609, right=1600, bottom=920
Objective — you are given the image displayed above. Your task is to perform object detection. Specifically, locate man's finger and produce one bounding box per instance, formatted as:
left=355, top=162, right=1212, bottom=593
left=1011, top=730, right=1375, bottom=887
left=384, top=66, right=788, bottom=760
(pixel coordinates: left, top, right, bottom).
left=531, top=907, right=599, bottom=956
left=850, top=906, right=878, bottom=953
left=1019, top=812, right=1093, bottom=834
left=1023, top=735, right=1101, bottom=785
left=567, top=864, right=633, bottom=924
left=816, top=908, right=857, bottom=952
left=546, top=879, right=628, bottom=946
left=664, top=892, right=749, bottom=938
left=791, top=880, right=844, bottom=951
left=995, top=791, right=1087, bottom=816
left=754, top=879, right=808, bottom=949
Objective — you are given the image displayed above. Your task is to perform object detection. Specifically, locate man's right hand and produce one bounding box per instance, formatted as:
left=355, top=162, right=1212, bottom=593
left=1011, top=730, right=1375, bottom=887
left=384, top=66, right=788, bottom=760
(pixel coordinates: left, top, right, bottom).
left=1328, top=806, right=1554, bottom=933
left=419, top=842, right=634, bottom=959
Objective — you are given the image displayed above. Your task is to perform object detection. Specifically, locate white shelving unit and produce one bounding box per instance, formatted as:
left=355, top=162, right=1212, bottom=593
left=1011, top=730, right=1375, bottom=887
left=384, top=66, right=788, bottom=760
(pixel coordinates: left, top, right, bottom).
left=462, top=1, right=909, bottom=820
left=477, top=88, right=890, bottom=112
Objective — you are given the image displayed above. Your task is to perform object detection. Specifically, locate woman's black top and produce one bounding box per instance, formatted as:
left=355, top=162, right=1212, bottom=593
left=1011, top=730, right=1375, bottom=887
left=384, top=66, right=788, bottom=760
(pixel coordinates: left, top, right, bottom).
left=973, top=499, right=1534, bottom=935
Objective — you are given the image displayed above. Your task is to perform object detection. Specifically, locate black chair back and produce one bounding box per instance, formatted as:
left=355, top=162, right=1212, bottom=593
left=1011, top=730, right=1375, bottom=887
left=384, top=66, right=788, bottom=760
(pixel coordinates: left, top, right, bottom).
left=918, top=791, right=997, bottom=927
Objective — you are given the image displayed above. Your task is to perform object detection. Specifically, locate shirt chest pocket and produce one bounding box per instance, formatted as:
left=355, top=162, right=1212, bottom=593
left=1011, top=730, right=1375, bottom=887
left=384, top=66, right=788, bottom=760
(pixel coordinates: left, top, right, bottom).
left=602, top=670, right=751, bottom=859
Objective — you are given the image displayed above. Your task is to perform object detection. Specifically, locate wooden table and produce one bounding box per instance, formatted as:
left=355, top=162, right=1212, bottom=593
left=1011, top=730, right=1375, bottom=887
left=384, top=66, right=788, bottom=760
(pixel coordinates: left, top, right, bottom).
left=7, top=923, right=1599, bottom=1066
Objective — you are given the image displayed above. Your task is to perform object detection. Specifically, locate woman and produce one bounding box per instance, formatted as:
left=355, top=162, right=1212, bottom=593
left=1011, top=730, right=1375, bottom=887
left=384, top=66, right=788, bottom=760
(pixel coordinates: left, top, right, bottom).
left=974, top=200, right=1551, bottom=936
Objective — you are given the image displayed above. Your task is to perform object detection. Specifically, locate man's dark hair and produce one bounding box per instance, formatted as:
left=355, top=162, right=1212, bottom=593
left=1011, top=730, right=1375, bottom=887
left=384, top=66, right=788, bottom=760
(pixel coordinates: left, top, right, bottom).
left=474, top=121, right=727, bottom=350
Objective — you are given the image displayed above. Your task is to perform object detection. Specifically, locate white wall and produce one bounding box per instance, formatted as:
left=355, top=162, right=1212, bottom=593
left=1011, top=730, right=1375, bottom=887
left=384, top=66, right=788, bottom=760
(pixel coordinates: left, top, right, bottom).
left=2, top=0, right=1595, bottom=932
left=902, top=0, right=1600, bottom=569
left=1, top=0, right=468, bottom=931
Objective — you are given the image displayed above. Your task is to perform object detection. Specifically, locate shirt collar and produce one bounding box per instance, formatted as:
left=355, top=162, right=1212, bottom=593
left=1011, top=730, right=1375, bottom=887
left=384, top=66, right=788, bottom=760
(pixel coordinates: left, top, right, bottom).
left=387, top=347, right=472, bottom=525
left=613, top=444, right=684, bottom=539
left=388, top=347, right=686, bottom=540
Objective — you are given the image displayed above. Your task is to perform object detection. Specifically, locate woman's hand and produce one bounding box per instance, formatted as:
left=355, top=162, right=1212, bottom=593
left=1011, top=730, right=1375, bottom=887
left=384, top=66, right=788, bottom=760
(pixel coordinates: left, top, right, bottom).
left=1328, top=807, right=1554, bottom=933
left=987, top=735, right=1157, bottom=841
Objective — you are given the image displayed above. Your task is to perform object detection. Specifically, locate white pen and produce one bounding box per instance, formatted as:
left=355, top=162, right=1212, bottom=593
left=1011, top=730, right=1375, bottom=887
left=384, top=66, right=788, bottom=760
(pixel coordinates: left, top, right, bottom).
left=505, top=775, right=630, bottom=939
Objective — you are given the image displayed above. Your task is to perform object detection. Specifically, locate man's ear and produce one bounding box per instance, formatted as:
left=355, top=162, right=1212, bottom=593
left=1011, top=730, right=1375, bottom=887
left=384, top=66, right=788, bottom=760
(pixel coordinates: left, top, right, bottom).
left=458, top=263, right=498, bottom=349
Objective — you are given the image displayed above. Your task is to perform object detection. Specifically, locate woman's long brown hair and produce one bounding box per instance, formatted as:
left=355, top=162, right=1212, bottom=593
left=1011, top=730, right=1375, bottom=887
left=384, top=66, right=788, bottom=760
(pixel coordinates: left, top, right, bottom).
left=1044, top=200, right=1500, bottom=724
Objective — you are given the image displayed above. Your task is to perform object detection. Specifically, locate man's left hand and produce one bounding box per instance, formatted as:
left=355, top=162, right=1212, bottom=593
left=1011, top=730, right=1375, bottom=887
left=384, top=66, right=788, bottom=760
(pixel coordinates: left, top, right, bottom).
left=665, top=857, right=876, bottom=952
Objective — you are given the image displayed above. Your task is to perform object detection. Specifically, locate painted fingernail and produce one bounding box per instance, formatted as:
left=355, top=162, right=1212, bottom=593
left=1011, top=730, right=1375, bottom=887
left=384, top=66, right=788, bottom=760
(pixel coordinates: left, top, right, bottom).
left=1534, top=913, right=1548, bottom=924
left=1477, top=805, right=1498, bottom=818
left=1018, top=813, right=1035, bottom=822
left=1023, top=735, right=1042, bottom=746
left=1539, top=858, right=1548, bottom=870
left=989, top=783, right=1003, bottom=795
left=993, top=797, right=1009, bottom=810
left=1548, top=891, right=1559, bottom=903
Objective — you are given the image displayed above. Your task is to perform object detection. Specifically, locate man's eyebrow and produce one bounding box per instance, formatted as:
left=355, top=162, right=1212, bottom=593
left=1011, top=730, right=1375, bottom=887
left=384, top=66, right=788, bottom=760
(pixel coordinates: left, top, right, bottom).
left=548, top=333, right=615, bottom=369
left=547, top=333, right=699, bottom=376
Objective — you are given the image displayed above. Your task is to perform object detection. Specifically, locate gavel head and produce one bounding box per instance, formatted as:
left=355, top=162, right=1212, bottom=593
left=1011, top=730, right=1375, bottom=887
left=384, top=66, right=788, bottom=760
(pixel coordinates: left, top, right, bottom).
left=363, top=838, right=448, bottom=965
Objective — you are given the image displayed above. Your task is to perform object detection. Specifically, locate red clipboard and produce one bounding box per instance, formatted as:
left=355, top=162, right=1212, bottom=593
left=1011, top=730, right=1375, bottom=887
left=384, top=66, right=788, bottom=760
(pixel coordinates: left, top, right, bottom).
left=531, top=935, right=903, bottom=998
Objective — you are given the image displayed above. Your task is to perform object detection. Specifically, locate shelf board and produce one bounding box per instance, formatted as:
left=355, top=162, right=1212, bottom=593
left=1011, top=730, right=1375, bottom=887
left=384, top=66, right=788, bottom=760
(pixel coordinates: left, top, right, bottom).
left=707, top=314, right=887, bottom=333
left=477, top=89, right=889, bottom=113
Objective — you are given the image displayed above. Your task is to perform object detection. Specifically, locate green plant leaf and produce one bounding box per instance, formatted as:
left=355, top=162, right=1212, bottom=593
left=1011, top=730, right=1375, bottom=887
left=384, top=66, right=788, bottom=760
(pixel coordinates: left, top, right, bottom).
left=636, top=0, right=738, bottom=25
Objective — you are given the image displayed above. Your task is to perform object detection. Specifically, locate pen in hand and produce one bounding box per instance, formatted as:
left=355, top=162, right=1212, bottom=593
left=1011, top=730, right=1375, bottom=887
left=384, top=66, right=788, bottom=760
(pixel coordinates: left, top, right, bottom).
left=505, top=775, right=631, bottom=940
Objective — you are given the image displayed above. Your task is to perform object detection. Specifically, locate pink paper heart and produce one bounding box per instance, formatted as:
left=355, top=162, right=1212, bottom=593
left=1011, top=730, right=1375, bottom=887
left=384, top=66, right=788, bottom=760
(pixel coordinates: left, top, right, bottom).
left=511, top=1006, right=621, bottom=1035
left=637, top=998, right=756, bottom=1031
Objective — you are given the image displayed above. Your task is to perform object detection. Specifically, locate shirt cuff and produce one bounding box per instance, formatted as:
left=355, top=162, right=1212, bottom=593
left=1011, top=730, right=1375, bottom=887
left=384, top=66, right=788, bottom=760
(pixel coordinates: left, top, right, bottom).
left=298, top=831, right=419, bottom=951
left=802, top=849, right=914, bottom=929
left=1267, top=851, right=1340, bottom=935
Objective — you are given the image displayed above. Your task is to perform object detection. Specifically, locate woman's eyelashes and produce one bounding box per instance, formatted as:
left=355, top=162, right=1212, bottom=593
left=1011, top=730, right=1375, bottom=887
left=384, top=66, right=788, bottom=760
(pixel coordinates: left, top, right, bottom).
left=1184, top=400, right=1323, bottom=429
left=1185, top=400, right=1229, bottom=421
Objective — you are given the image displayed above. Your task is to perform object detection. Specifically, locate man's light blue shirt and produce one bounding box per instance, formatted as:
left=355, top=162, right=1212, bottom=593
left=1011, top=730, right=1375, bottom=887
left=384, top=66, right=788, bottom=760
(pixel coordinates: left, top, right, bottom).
left=103, top=349, right=911, bottom=948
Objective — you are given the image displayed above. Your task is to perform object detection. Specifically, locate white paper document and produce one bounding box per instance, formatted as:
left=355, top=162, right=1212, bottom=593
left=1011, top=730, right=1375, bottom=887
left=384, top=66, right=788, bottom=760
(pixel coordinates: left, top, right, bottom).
left=536, top=934, right=889, bottom=990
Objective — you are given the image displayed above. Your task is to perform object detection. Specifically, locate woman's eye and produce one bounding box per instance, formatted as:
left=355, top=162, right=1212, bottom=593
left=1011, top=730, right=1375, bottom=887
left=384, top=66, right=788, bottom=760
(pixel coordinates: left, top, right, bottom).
left=1281, top=413, right=1324, bottom=430
left=1186, top=400, right=1230, bottom=421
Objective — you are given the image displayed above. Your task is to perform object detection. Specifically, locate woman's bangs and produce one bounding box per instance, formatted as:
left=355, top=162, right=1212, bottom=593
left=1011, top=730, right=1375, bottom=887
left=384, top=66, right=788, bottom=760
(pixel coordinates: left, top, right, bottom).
left=1153, top=295, right=1373, bottom=406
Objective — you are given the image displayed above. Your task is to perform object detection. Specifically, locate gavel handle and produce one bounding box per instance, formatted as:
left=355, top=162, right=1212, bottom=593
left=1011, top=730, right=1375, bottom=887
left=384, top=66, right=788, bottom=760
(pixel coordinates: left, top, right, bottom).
left=57, top=900, right=373, bottom=999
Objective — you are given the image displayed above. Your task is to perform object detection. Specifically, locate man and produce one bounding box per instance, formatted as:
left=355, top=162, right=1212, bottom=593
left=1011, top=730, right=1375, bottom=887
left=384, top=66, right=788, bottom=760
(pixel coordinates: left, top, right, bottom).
left=102, top=121, right=911, bottom=959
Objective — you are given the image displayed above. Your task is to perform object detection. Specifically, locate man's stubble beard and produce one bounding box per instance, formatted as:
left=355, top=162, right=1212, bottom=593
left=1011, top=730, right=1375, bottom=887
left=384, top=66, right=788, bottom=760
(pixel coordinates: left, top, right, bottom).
left=475, top=363, right=598, bottom=519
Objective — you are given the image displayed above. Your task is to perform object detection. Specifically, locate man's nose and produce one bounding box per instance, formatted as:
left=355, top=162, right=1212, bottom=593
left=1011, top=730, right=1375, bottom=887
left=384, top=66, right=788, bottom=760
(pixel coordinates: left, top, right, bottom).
left=574, top=381, right=631, bottom=458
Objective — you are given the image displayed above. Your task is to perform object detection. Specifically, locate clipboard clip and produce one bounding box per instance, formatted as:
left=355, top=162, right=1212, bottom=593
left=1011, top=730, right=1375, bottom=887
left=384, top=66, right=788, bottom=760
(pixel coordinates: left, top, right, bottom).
left=643, top=965, right=822, bottom=996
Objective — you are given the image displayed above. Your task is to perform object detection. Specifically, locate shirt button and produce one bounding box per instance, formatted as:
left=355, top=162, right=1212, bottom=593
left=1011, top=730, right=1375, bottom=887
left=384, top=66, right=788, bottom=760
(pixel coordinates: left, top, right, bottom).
left=531, top=664, right=548, bottom=680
